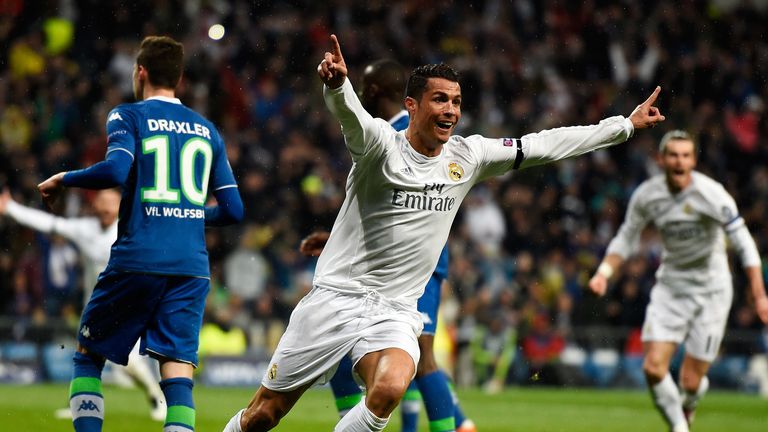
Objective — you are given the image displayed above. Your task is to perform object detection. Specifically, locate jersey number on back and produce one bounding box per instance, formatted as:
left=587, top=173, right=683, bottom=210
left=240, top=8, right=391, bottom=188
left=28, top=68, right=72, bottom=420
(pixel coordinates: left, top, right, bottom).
left=140, top=135, right=212, bottom=206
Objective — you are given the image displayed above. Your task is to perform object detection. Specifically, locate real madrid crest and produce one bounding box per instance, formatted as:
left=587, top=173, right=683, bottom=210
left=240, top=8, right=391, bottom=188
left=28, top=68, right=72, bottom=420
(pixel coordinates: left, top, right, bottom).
left=448, top=162, right=464, bottom=181
left=268, top=363, right=278, bottom=380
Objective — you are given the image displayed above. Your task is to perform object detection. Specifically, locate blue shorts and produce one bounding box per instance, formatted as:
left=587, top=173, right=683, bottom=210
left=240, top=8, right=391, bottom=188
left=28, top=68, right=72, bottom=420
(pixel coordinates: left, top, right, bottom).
left=418, top=273, right=442, bottom=335
left=77, top=268, right=209, bottom=367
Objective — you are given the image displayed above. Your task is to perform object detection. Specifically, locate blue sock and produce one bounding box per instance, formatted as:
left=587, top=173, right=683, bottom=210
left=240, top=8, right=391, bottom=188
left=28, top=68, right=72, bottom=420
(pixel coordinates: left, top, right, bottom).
left=442, top=370, right=467, bottom=426
left=400, top=380, right=421, bottom=432
left=330, top=356, right=363, bottom=418
left=161, top=377, right=195, bottom=431
left=70, top=352, right=106, bottom=432
left=417, top=371, right=455, bottom=432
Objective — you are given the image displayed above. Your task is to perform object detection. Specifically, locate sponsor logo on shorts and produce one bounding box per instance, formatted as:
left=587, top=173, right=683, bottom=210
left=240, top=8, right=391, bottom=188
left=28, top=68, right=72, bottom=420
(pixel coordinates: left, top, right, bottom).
left=503, top=138, right=515, bottom=147
left=268, top=363, right=278, bottom=380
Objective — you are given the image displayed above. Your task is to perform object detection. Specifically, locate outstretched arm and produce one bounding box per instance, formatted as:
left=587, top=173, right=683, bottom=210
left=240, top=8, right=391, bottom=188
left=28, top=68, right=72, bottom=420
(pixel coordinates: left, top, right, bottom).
left=521, top=87, right=665, bottom=168
left=38, top=149, right=133, bottom=210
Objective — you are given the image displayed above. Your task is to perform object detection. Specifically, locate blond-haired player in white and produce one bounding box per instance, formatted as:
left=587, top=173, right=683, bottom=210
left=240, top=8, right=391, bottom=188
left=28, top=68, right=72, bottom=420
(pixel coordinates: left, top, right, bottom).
left=223, top=34, right=664, bottom=432
left=589, top=130, right=768, bottom=432
left=0, top=188, right=166, bottom=421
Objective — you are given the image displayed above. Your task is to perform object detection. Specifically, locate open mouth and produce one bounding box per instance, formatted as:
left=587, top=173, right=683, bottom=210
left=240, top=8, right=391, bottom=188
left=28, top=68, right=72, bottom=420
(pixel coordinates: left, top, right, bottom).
left=436, top=121, right=453, bottom=130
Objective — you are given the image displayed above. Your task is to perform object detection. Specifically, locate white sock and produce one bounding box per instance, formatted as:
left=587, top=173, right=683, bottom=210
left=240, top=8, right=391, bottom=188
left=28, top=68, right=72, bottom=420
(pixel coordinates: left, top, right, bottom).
left=223, top=408, right=245, bottom=432
left=334, top=399, right=389, bottom=432
left=681, top=375, right=709, bottom=411
left=650, top=374, right=688, bottom=432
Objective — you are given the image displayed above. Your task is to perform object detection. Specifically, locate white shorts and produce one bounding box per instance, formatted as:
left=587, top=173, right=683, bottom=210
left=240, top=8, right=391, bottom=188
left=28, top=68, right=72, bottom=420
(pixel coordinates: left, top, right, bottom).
left=641, top=286, right=733, bottom=362
left=261, top=287, right=422, bottom=392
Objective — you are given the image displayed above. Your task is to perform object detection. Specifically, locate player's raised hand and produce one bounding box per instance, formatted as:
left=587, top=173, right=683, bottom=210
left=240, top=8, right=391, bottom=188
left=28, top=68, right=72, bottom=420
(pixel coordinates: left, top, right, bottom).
left=628, top=86, right=665, bottom=129
left=587, top=273, right=608, bottom=297
left=317, top=34, right=348, bottom=89
left=299, top=231, right=330, bottom=257
left=37, top=172, right=66, bottom=210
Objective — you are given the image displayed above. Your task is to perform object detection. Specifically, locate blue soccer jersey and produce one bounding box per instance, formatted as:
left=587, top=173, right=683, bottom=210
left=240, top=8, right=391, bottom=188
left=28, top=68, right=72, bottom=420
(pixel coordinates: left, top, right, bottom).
left=102, top=96, right=237, bottom=277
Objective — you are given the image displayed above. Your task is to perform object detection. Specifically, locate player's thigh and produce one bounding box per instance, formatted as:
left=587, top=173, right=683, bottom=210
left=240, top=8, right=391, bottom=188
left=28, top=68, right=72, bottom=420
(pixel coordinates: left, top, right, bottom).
left=685, top=289, right=732, bottom=362
left=145, top=276, right=209, bottom=367
left=263, top=288, right=362, bottom=392
left=416, top=334, right=438, bottom=375
left=78, top=270, right=165, bottom=365
left=641, top=286, right=693, bottom=345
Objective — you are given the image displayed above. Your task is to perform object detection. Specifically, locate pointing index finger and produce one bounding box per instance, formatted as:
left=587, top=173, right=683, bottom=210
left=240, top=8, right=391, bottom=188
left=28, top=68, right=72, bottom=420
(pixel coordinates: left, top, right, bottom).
left=642, top=86, right=661, bottom=107
left=330, top=34, right=343, bottom=59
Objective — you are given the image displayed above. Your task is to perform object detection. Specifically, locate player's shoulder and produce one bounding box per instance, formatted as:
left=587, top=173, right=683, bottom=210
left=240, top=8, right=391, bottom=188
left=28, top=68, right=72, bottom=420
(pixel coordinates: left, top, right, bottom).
left=691, top=171, right=732, bottom=201
left=630, top=175, right=665, bottom=203
left=107, top=102, right=140, bottom=123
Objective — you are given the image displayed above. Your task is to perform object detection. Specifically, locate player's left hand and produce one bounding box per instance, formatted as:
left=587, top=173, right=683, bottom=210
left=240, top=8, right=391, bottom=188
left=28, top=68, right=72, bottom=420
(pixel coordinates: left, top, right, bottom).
left=755, top=296, right=768, bottom=324
left=628, top=86, right=665, bottom=129
left=38, top=172, right=66, bottom=210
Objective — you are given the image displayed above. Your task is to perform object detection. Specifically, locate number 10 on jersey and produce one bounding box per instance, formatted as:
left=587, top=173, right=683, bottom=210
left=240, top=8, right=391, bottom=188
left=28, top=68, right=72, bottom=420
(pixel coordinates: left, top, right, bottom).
left=141, top=135, right=213, bottom=206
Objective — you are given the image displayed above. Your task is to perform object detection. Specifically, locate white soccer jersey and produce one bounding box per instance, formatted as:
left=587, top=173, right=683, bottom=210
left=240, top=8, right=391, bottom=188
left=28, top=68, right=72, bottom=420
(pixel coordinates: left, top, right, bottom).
left=6, top=201, right=117, bottom=303
left=316, top=78, right=634, bottom=306
left=607, top=171, right=760, bottom=294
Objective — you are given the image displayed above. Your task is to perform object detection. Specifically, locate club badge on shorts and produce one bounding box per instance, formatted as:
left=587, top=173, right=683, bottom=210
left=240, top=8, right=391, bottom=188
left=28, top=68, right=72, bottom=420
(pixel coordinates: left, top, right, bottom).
left=268, top=363, right=278, bottom=380
left=448, top=162, right=464, bottom=181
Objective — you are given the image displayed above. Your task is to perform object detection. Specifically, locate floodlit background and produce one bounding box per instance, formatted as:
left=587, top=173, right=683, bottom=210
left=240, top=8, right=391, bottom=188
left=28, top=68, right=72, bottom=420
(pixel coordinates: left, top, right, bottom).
left=1, top=1, right=768, bottom=430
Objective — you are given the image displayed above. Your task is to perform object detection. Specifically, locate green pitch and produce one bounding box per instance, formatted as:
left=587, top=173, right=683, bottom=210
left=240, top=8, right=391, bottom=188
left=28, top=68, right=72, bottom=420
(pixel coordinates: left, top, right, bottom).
left=2, top=383, right=766, bottom=431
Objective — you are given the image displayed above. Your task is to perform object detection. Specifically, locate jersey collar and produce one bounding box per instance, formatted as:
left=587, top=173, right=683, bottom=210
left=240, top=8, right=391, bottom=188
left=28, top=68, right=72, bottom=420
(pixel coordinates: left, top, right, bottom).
left=145, top=95, right=182, bottom=104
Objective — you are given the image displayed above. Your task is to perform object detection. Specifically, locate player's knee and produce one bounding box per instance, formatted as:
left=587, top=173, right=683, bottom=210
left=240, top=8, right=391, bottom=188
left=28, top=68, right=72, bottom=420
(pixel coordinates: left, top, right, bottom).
left=241, top=403, right=282, bottom=432
left=367, top=380, right=408, bottom=414
left=642, top=356, right=668, bottom=382
left=679, top=370, right=702, bottom=393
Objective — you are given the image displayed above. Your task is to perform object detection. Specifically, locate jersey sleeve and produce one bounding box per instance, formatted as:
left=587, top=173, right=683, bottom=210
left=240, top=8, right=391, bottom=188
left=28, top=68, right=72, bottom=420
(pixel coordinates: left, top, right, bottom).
left=703, top=181, right=761, bottom=268
left=323, top=78, right=392, bottom=162
left=105, top=106, right=137, bottom=161
left=209, top=129, right=238, bottom=191
left=606, top=186, right=650, bottom=259
left=518, top=116, right=634, bottom=170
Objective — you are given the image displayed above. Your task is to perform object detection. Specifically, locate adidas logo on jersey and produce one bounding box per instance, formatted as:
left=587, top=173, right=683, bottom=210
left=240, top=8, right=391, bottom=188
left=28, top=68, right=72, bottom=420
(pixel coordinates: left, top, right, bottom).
left=108, top=112, right=123, bottom=122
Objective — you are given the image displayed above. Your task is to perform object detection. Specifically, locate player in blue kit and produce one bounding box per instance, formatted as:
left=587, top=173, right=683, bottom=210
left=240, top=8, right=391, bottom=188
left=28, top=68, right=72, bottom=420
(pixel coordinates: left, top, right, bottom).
left=38, top=36, right=243, bottom=432
left=299, top=59, right=475, bottom=432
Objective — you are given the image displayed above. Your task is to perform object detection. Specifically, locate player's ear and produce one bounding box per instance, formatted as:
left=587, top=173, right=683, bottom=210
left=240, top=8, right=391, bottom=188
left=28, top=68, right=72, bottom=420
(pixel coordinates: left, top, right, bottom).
left=404, top=96, right=417, bottom=113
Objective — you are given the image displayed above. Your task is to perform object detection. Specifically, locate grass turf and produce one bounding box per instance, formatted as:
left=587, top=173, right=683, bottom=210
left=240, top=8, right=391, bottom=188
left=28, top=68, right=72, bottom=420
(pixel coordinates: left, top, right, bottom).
left=2, top=383, right=766, bottom=431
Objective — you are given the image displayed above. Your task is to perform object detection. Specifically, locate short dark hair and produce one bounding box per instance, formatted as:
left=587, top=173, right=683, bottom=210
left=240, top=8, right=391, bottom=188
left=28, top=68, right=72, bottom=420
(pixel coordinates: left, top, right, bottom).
left=405, top=63, right=459, bottom=101
left=136, top=36, right=184, bottom=89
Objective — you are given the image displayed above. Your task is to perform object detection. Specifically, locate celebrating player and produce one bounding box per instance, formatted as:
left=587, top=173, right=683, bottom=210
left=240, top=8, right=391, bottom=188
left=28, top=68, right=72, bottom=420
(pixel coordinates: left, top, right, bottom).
left=223, top=34, right=663, bottom=432
left=299, top=58, right=475, bottom=432
left=38, top=36, right=243, bottom=432
left=0, top=188, right=167, bottom=421
left=589, top=130, right=768, bottom=432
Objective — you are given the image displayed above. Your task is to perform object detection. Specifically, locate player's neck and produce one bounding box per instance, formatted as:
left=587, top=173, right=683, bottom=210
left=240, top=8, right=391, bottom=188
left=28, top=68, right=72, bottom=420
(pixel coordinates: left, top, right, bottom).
left=142, top=86, right=176, bottom=101
left=404, top=128, right=443, bottom=157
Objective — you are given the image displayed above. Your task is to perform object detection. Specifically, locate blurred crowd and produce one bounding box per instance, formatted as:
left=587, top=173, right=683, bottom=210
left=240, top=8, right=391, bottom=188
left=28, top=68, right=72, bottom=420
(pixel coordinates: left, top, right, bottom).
left=2, top=0, right=768, bottom=388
